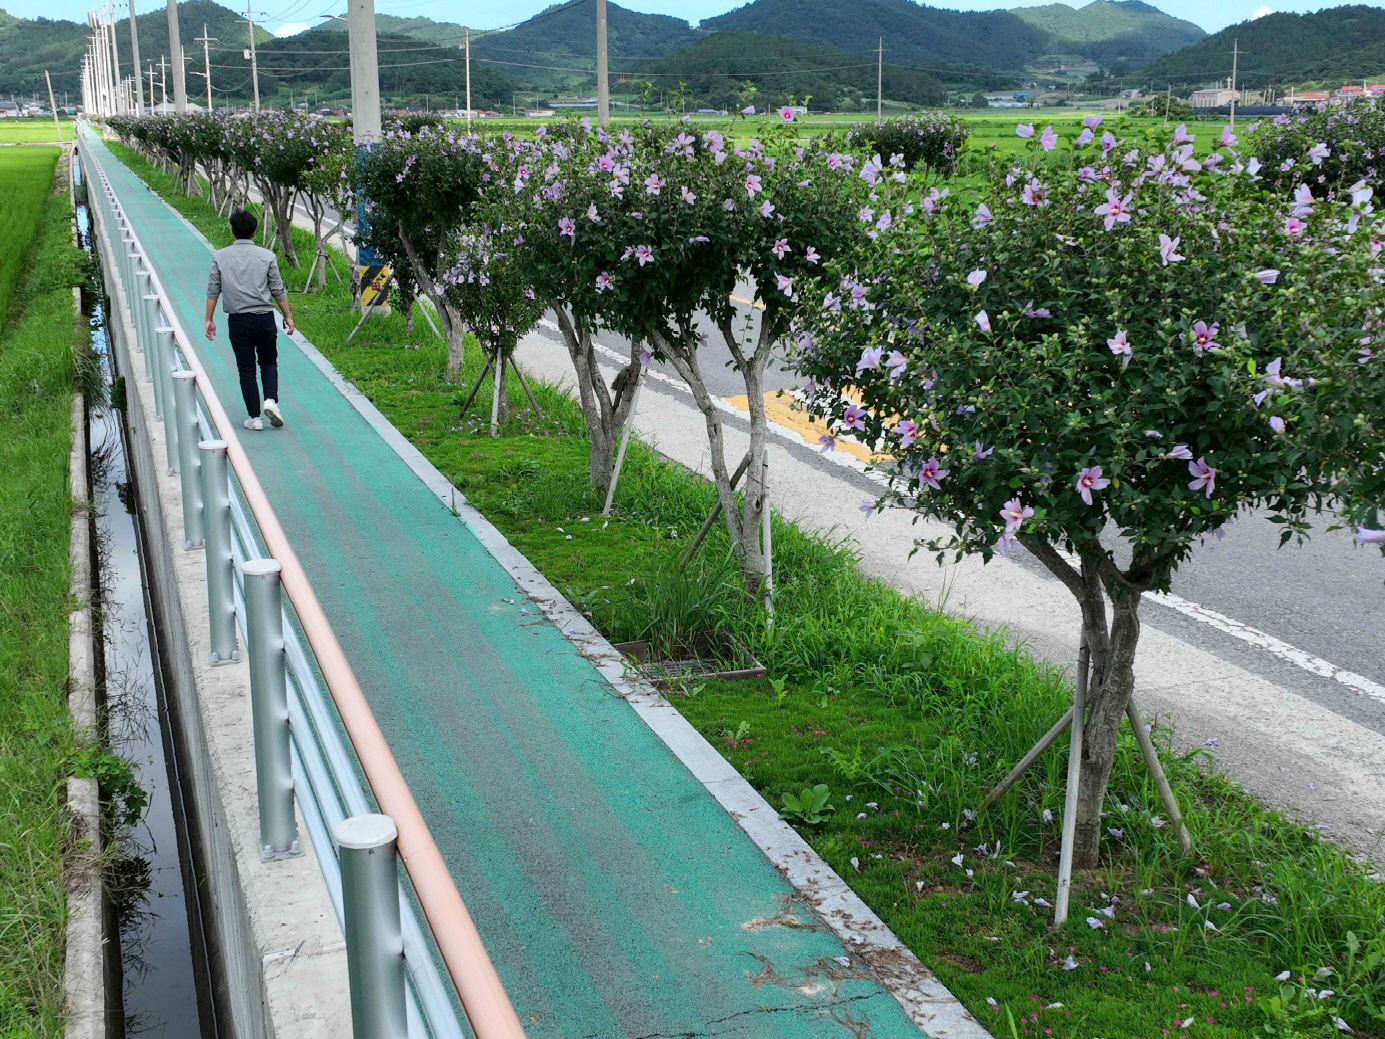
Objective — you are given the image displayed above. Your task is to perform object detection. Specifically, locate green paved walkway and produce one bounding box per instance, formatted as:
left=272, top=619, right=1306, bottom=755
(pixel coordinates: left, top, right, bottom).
left=84, top=129, right=924, bottom=1039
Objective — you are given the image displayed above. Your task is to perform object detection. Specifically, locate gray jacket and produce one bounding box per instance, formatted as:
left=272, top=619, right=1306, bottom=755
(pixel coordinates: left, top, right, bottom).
left=207, top=239, right=287, bottom=315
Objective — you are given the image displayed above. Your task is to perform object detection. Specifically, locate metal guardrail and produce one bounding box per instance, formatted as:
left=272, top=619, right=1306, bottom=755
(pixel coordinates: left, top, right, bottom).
left=79, top=130, right=528, bottom=1039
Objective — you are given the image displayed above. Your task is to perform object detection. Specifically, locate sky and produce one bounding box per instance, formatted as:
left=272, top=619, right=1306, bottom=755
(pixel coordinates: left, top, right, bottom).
left=10, top=0, right=1385, bottom=40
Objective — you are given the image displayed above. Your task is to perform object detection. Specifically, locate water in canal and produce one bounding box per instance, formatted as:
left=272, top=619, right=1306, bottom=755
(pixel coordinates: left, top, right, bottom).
left=77, top=159, right=218, bottom=1039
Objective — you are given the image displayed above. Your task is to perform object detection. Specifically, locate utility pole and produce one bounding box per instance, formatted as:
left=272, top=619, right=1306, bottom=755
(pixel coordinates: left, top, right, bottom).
left=45, top=71, right=62, bottom=141
left=128, top=0, right=144, bottom=114
left=243, top=4, right=261, bottom=111
left=147, top=60, right=156, bottom=111
left=347, top=0, right=381, bottom=139
left=595, top=0, right=609, bottom=127
left=877, top=37, right=883, bottom=120
left=159, top=54, right=167, bottom=109
left=166, top=0, right=187, bottom=112
left=106, top=1, right=123, bottom=114
left=196, top=25, right=215, bottom=111
left=1229, top=38, right=1238, bottom=128
left=1163, top=82, right=1170, bottom=125
left=465, top=27, right=471, bottom=129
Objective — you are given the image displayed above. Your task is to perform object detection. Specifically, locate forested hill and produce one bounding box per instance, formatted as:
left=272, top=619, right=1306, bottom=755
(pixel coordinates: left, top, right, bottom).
left=627, top=31, right=955, bottom=110
left=1010, top=0, right=1204, bottom=66
left=308, top=13, right=468, bottom=47
left=0, top=0, right=271, bottom=102
left=469, top=1, right=704, bottom=90
left=701, top=0, right=1205, bottom=71
left=1135, top=5, right=1385, bottom=88
left=702, top=0, right=1041, bottom=71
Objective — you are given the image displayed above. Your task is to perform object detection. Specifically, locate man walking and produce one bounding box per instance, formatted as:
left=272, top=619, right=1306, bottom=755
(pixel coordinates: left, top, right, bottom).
left=204, top=210, right=295, bottom=431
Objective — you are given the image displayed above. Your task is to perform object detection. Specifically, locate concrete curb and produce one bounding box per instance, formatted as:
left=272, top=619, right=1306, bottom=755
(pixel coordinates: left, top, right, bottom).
left=287, top=329, right=993, bottom=1039
left=63, top=143, right=111, bottom=1039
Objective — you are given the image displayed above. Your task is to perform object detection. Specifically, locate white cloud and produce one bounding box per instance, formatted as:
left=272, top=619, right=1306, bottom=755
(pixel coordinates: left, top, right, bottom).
left=1251, top=5, right=1274, bottom=17
left=273, top=21, right=310, bottom=37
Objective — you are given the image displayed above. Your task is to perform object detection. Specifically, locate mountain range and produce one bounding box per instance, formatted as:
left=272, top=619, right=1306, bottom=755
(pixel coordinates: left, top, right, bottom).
left=3, top=0, right=1381, bottom=109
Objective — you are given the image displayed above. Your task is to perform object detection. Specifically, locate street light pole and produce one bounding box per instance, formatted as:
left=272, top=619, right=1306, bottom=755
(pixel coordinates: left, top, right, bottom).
left=128, top=0, right=144, bottom=114
left=595, top=0, right=609, bottom=127
left=244, top=4, right=261, bottom=111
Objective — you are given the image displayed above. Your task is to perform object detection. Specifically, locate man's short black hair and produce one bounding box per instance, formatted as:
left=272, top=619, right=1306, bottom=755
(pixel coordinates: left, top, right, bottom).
left=229, top=210, right=258, bottom=240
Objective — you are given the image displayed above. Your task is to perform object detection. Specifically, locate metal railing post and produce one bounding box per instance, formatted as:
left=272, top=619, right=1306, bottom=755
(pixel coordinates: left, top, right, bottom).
left=145, top=299, right=165, bottom=415
left=133, top=268, right=153, bottom=353
left=242, top=559, right=302, bottom=859
left=198, top=439, right=239, bottom=664
left=155, top=327, right=178, bottom=473
left=336, top=815, right=407, bottom=1039
left=171, top=371, right=204, bottom=546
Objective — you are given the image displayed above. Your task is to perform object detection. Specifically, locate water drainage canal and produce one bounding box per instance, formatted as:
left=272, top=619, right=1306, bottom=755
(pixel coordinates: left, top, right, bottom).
left=78, top=166, right=218, bottom=1039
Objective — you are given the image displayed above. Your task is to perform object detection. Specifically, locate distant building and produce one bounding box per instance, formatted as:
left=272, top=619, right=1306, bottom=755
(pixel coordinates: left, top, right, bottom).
left=1370, top=85, right=1385, bottom=96
left=1119, top=88, right=1142, bottom=99
left=0, top=101, right=19, bottom=117
left=1290, top=91, right=1331, bottom=103
left=524, top=108, right=555, bottom=118
left=1338, top=84, right=1365, bottom=97
left=1192, top=88, right=1238, bottom=109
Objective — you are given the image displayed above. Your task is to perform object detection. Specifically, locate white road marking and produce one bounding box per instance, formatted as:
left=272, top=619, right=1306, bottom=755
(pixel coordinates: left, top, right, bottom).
left=1146, top=590, right=1385, bottom=705
left=542, top=321, right=1384, bottom=708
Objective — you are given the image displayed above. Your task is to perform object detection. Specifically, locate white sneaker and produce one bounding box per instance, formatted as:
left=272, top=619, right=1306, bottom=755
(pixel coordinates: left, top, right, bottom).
left=262, top=399, right=284, bottom=428
left=243, top=417, right=263, bottom=431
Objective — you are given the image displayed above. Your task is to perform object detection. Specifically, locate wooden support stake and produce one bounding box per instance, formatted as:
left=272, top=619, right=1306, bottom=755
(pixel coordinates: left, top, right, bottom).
left=456, top=354, right=494, bottom=420
left=1054, top=637, right=1089, bottom=927
left=680, top=452, right=751, bottom=567
left=980, top=706, right=1075, bottom=810
left=346, top=274, right=393, bottom=343
left=1126, top=700, right=1194, bottom=856
left=602, top=373, right=642, bottom=516
left=508, top=356, right=543, bottom=421
left=490, top=348, right=503, bottom=437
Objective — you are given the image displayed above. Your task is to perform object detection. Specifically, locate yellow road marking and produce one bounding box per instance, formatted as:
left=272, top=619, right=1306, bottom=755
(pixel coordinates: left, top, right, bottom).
left=729, top=294, right=766, bottom=311
left=724, top=393, right=878, bottom=464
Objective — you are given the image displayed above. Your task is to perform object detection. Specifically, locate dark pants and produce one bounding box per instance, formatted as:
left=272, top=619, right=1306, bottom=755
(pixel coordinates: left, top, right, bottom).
left=227, top=312, right=279, bottom=418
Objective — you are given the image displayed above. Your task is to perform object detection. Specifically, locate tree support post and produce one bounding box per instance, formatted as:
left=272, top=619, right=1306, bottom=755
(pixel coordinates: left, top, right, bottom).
left=1053, top=638, right=1088, bottom=927
left=1126, top=700, right=1193, bottom=855
left=602, top=371, right=643, bottom=516
left=680, top=452, right=751, bottom=567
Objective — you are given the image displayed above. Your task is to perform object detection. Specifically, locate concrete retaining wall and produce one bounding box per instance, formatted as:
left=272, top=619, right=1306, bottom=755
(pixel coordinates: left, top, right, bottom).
left=83, top=145, right=352, bottom=1039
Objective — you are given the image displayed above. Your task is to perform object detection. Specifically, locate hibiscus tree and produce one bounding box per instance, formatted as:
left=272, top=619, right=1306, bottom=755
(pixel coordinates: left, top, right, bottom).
left=496, top=119, right=874, bottom=591
left=793, top=125, right=1377, bottom=867
left=356, top=127, right=491, bottom=374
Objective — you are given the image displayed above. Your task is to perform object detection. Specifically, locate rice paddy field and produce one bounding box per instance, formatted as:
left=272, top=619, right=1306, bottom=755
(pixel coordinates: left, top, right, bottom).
left=0, top=119, right=75, bottom=145
left=0, top=147, right=62, bottom=334
left=0, top=145, right=84, bottom=1038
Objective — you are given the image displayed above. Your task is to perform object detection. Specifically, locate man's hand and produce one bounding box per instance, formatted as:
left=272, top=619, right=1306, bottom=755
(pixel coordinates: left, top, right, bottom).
left=204, top=317, right=217, bottom=341
left=282, top=313, right=295, bottom=336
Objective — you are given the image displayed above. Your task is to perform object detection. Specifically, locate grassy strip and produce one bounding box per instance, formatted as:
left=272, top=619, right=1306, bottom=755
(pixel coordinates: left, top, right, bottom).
left=109, top=139, right=1385, bottom=1039
left=0, top=152, right=85, bottom=1037
left=0, top=148, right=61, bottom=335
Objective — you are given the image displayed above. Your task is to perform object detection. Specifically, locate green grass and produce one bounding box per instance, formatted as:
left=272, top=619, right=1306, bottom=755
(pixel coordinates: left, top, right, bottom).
left=0, top=150, right=85, bottom=1039
left=0, top=120, right=75, bottom=145
left=0, top=148, right=60, bottom=334
left=109, top=139, right=1385, bottom=1039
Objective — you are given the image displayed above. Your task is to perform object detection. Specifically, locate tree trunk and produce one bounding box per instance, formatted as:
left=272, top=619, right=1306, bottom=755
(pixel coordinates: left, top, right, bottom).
left=394, top=225, right=466, bottom=376
left=653, top=314, right=775, bottom=598
left=550, top=304, right=639, bottom=489
left=1021, top=539, right=1151, bottom=869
